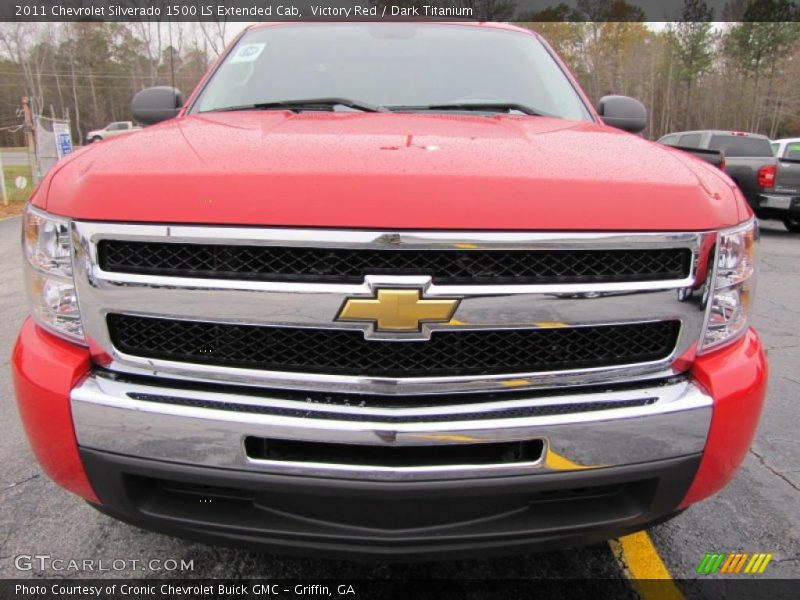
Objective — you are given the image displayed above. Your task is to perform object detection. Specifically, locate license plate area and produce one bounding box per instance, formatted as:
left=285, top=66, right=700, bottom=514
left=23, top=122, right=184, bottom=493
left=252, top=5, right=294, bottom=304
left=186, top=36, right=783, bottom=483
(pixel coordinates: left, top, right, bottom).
left=761, top=195, right=793, bottom=210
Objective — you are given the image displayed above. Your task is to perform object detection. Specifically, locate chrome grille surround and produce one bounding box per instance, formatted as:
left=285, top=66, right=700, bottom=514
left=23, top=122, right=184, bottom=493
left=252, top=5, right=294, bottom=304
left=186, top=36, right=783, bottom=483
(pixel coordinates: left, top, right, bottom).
left=71, top=223, right=716, bottom=396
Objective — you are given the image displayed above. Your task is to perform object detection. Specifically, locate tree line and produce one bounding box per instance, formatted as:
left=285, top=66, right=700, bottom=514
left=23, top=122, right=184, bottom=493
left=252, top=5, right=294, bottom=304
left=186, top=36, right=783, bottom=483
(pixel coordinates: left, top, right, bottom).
left=525, top=0, right=800, bottom=139
left=0, top=21, right=227, bottom=146
left=1, top=5, right=799, bottom=147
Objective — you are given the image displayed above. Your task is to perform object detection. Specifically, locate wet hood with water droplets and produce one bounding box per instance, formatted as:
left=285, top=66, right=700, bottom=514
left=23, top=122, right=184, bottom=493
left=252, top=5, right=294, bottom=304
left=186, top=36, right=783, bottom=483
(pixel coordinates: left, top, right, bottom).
left=39, top=111, right=747, bottom=230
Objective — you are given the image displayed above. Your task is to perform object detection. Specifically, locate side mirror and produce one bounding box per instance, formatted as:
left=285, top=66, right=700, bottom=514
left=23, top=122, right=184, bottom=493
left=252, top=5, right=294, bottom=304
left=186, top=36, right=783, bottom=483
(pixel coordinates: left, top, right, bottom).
left=597, top=95, right=647, bottom=133
left=132, top=86, right=184, bottom=125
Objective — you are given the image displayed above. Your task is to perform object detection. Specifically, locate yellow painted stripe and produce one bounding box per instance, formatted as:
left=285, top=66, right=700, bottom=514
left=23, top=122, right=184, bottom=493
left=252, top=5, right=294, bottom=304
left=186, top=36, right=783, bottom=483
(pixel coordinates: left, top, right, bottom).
left=748, top=554, right=766, bottom=574
left=744, top=554, right=760, bottom=573
left=500, top=379, right=531, bottom=388
left=610, top=532, right=684, bottom=600
left=411, top=433, right=480, bottom=443
left=544, top=449, right=595, bottom=471
left=758, top=554, right=773, bottom=573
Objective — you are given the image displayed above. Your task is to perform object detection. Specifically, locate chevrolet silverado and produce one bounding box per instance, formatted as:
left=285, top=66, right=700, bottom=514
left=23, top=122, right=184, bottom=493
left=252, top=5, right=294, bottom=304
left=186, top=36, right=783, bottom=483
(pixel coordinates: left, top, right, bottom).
left=14, top=22, right=767, bottom=560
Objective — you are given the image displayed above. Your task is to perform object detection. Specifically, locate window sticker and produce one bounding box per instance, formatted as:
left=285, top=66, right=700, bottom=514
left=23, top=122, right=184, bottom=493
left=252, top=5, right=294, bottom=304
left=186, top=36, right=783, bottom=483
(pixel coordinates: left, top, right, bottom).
left=229, top=43, right=266, bottom=64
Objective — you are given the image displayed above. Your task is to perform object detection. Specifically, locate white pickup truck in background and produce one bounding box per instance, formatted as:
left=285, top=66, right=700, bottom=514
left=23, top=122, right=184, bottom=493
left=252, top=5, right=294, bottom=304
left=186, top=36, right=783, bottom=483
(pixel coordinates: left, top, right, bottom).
left=771, top=137, right=800, bottom=160
left=87, top=121, right=141, bottom=142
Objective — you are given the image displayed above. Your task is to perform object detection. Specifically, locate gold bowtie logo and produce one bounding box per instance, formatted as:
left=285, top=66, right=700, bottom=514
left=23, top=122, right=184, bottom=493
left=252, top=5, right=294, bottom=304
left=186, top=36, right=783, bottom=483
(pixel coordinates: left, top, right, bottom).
left=337, top=289, right=460, bottom=332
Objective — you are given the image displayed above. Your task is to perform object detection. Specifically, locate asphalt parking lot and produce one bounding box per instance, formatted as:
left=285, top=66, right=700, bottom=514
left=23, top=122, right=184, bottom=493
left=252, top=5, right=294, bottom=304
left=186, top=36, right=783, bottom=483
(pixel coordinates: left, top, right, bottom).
left=0, top=214, right=798, bottom=592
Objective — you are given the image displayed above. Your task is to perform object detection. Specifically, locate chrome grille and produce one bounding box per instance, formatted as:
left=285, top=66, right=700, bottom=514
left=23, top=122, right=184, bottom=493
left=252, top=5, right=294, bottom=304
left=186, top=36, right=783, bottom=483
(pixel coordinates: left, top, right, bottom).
left=71, top=224, right=714, bottom=396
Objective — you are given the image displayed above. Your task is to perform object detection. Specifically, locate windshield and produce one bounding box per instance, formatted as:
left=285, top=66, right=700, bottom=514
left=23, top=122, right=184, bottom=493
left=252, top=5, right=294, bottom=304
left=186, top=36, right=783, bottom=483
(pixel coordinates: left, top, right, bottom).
left=192, top=24, right=591, bottom=121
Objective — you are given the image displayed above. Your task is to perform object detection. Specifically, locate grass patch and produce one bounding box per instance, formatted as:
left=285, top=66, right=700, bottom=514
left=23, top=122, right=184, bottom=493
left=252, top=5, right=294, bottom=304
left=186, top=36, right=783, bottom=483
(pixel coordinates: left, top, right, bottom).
left=1, top=163, right=33, bottom=218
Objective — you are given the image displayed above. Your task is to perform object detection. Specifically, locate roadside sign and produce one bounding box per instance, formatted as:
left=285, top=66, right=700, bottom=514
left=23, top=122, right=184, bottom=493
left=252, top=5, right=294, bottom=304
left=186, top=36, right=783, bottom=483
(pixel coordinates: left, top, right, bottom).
left=53, top=121, right=73, bottom=160
left=15, top=176, right=28, bottom=189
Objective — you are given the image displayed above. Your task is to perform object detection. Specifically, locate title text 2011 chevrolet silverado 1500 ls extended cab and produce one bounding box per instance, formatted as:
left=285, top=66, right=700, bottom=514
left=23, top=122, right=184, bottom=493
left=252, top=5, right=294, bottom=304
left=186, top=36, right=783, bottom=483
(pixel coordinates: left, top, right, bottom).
left=14, top=23, right=767, bottom=561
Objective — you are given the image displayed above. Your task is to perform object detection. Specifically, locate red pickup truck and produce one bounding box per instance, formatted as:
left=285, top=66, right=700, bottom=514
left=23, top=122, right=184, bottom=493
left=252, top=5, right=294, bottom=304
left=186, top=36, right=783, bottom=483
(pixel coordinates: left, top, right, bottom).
left=14, top=22, right=766, bottom=560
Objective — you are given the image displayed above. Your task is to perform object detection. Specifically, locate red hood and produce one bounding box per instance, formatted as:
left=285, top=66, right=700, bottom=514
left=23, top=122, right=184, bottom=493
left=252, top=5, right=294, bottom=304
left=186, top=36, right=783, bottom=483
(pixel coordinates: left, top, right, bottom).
left=40, top=112, right=747, bottom=230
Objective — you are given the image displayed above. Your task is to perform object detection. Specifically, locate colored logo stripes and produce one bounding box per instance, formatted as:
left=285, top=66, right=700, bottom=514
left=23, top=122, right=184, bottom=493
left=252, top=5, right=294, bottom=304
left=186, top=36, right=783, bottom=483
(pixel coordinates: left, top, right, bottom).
left=696, top=553, right=773, bottom=574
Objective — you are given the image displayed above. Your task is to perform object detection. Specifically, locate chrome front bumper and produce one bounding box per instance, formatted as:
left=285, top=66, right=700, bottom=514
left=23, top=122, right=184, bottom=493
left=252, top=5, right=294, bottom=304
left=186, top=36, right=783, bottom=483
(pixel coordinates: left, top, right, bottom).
left=71, top=373, right=712, bottom=481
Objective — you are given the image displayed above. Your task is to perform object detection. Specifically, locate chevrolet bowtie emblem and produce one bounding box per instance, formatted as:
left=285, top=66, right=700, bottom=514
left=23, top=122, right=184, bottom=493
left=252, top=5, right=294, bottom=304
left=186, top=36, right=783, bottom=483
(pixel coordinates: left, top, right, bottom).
left=337, top=289, right=460, bottom=332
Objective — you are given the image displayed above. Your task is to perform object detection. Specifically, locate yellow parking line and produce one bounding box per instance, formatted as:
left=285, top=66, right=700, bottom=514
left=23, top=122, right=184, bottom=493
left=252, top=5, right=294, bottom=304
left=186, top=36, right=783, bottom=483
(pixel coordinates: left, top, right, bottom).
left=543, top=448, right=595, bottom=471
left=410, top=433, right=480, bottom=443
left=610, top=531, right=684, bottom=600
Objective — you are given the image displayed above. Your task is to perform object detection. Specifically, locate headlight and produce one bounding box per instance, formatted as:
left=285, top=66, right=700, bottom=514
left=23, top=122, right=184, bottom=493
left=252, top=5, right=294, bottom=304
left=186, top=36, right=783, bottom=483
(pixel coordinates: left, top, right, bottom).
left=700, top=219, right=757, bottom=352
left=22, top=204, right=85, bottom=343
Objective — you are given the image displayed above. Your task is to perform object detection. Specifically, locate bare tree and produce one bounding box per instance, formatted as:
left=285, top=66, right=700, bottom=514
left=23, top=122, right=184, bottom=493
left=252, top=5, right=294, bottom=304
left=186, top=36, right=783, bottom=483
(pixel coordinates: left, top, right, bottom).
left=0, top=22, right=49, bottom=113
left=132, top=21, right=164, bottom=86
left=197, top=20, right=229, bottom=57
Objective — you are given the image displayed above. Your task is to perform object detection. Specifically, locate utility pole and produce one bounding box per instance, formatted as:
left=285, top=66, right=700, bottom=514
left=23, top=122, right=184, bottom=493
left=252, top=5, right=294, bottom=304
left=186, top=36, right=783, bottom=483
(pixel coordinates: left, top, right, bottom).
left=0, top=152, right=7, bottom=206
left=21, top=96, right=39, bottom=184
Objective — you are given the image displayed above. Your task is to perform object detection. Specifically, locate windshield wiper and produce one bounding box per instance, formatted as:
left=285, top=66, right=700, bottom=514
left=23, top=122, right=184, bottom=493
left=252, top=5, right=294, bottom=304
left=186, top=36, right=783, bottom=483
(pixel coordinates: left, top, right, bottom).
left=207, top=98, right=387, bottom=114
left=387, top=103, right=551, bottom=117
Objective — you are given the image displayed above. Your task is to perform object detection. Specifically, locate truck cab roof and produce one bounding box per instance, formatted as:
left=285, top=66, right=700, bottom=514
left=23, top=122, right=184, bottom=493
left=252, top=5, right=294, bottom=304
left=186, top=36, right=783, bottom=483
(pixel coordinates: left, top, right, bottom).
left=659, top=130, right=773, bottom=157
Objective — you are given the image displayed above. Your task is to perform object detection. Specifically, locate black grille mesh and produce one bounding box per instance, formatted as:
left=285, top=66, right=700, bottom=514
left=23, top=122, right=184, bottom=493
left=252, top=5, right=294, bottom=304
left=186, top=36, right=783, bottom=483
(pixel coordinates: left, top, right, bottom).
left=98, top=241, right=691, bottom=284
left=108, top=315, right=680, bottom=378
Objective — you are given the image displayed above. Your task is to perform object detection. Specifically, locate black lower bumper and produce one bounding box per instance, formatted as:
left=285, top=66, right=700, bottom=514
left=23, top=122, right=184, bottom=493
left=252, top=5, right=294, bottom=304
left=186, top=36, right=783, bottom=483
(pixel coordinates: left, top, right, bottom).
left=81, top=449, right=699, bottom=561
